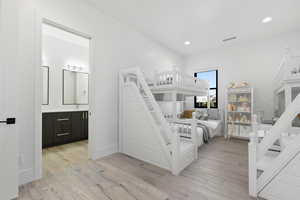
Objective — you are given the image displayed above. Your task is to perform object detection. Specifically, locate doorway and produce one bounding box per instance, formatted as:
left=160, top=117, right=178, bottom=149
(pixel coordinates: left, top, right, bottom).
left=37, top=19, right=93, bottom=179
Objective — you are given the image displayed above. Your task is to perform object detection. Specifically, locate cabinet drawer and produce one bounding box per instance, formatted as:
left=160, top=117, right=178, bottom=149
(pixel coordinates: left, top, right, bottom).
left=54, top=113, right=73, bottom=145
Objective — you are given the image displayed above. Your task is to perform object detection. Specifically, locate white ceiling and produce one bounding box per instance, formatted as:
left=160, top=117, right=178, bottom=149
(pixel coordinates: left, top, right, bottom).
left=89, top=0, right=300, bottom=56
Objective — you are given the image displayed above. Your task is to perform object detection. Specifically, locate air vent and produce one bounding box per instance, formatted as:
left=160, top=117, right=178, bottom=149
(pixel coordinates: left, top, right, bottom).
left=222, top=36, right=237, bottom=42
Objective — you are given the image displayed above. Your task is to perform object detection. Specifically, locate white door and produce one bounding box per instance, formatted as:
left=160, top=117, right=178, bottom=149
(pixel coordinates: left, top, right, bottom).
left=0, top=0, right=19, bottom=199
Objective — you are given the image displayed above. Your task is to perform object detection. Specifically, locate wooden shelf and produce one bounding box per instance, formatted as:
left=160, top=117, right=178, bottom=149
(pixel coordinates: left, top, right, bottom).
left=228, top=122, right=251, bottom=126
left=226, top=87, right=253, bottom=139
left=228, top=111, right=251, bottom=114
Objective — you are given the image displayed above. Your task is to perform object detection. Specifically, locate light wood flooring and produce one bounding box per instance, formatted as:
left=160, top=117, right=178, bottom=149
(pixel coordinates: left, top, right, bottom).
left=19, top=137, right=253, bottom=200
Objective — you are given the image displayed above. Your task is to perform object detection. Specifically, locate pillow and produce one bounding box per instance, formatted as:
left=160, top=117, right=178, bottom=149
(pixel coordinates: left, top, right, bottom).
left=196, top=109, right=208, bottom=120
left=207, top=109, right=220, bottom=120
left=181, top=110, right=195, bottom=119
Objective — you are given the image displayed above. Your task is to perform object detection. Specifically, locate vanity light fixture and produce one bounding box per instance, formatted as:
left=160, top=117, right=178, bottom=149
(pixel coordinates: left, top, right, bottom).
left=262, top=17, right=272, bottom=24
left=184, top=41, right=191, bottom=46
left=65, top=65, right=82, bottom=72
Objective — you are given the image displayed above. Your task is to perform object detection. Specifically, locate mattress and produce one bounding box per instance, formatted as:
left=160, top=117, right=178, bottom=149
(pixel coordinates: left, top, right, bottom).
left=169, top=119, right=222, bottom=146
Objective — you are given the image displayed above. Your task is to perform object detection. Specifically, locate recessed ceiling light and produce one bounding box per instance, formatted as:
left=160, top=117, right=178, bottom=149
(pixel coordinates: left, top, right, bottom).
left=184, top=41, right=191, bottom=46
left=262, top=17, right=272, bottom=24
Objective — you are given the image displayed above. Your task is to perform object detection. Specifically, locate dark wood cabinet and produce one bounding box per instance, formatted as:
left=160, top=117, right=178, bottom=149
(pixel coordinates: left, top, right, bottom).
left=42, top=111, right=88, bottom=148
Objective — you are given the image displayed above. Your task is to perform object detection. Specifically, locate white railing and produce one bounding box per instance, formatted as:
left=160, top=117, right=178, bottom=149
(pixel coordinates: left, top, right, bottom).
left=249, top=93, right=300, bottom=197
left=257, top=93, right=300, bottom=160
left=171, top=112, right=198, bottom=175
left=248, top=115, right=259, bottom=197
left=274, top=50, right=300, bottom=90
left=120, top=68, right=198, bottom=175
left=121, top=68, right=172, bottom=144
left=257, top=134, right=300, bottom=193
left=154, top=70, right=210, bottom=90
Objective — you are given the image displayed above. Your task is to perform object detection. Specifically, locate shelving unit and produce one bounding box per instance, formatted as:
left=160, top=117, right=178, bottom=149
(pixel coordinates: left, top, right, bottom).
left=225, top=87, right=253, bottom=139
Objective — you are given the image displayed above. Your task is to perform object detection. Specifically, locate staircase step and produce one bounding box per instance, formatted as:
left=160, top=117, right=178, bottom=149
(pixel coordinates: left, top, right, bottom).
left=166, top=140, right=195, bottom=155
left=257, top=151, right=280, bottom=171
left=280, top=135, right=297, bottom=149
left=180, top=140, right=194, bottom=154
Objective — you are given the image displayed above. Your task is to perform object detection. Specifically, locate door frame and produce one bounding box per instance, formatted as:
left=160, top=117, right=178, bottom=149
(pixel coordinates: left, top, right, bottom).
left=34, top=14, right=96, bottom=180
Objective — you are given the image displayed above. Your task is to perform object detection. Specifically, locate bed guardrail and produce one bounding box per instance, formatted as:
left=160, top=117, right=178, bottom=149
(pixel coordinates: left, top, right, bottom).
left=154, top=70, right=209, bottom=90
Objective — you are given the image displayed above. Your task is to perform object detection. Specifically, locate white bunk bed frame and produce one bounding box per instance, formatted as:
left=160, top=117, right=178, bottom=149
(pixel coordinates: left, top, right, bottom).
left=150, top=70, right=215, bottom=142
left=248, top=49, right=300, bottom=199
left=150, top=70, right=210, bottom=121
left=119, top=68, right=201, bottom=175
left=150, top=70, right=210, bottom=97
left=273, top=49, right=300, bottom=134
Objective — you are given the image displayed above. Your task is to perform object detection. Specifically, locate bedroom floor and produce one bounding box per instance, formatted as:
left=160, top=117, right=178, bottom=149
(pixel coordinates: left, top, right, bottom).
left=19, top=137, right=253, bottom=200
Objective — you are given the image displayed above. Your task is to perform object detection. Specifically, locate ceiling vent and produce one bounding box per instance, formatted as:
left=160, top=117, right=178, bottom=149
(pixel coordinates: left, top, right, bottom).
left=222, top=36, right=237, bottom=42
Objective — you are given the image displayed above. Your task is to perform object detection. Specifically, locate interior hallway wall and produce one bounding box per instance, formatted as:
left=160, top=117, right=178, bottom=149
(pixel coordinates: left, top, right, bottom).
left=184, top=30, right=300, bottom=120
left=17, top=0, right=183, bottom=185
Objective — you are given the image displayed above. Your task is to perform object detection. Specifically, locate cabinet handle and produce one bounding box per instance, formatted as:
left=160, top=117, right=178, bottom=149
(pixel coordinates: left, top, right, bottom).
left=57, top=132, right=71, bottom=137
left=57, top=118, right=69, bottom=121
left=82, top=112, right=85, bottom=120
left=86, top=112, right=88, bottom=119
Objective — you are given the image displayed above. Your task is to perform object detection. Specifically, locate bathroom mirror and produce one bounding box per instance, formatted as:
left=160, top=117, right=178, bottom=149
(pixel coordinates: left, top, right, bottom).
left=63, top=69, right=89, bottom=105
left=41, top=66, right=49, bottom=105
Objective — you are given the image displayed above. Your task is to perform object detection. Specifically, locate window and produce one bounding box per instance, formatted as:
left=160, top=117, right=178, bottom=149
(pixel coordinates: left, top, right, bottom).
left=194, top=70, right=218, bottom=108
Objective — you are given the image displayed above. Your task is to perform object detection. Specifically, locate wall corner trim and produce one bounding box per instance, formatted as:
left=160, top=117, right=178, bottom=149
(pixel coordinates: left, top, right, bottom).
left=91, top=144, right=118, bottom=160
left=19, top=168, right=35, bottom=186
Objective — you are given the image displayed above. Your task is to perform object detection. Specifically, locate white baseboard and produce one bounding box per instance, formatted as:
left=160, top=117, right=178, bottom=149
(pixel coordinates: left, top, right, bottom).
left=91, top=144, right=118, bottom=160
left=19, top=168, right=35, bottom=186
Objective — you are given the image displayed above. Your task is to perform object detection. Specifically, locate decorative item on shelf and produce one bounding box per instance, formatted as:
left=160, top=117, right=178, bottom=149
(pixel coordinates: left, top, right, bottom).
left=238, top=95, right=249, bottom=102
left=228, top=94, right=237, bottom=102
left=228, top=122, right=238, bottom=137
left=228, top=115, right=234, bottom=123
left=227, top=104, right=237, bottom=112
left=235, top=114, right=241, bottom=123
left=228, top=81, right=249, bottom=89
left=237, top=102, right=251, bottom=112
left=240, top=114, right=250, bottom=124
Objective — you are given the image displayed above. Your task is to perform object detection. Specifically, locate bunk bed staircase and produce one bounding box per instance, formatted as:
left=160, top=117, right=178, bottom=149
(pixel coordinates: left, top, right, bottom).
left=249, top=93, right=300, bottom=200
left=119, top=68, right=198, bottom=175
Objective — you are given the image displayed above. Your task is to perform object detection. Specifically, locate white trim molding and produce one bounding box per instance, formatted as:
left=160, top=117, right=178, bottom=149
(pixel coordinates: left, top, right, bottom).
left=19, top=168, right=35, bottom=186
left=91, top=144, right=118, bottom=160
left=33, top=12, right=96, bottom=183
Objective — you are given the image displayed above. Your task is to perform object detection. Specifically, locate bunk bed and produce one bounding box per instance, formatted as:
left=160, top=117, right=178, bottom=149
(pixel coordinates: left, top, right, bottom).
left=148, top=70, right=222, bottom=146
left=248, top=50, right=300, bottom=199
left=273, top=49, right=300, bottom=134
left=119, top=68, right=199, bottom=175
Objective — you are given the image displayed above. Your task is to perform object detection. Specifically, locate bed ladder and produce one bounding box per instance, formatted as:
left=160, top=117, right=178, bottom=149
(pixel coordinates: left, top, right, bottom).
left=249, top=93, right=300, bottom=199
left=119, top=68, right=198, bottom=175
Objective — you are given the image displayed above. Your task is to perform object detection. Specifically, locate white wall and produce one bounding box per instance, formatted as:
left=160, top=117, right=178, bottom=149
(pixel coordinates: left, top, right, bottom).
left=17, top=0, right=182, bottom=185
left=42, top=34, right=89, bottom=112
left=184, top=30, right=300, bottom=120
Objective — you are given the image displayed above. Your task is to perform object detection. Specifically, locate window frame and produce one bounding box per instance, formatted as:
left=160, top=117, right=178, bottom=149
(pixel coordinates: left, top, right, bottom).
left=194, top=69, right=218, bottom=109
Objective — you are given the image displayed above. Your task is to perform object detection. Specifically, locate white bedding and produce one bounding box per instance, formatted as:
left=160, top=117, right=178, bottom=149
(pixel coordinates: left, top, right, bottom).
left=170, top=119, right=222, bottom=147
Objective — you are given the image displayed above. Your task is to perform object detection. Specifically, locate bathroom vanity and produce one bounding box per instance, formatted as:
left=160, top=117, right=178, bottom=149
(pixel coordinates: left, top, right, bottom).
left=42, top=111, right=88, bottom=148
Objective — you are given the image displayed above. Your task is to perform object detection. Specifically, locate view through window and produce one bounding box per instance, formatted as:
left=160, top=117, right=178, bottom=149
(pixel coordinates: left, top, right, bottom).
left=194, top=70, right=218, bottom=108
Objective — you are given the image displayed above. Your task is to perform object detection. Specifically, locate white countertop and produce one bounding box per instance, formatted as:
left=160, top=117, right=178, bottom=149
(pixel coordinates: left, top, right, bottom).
left=42, top=109, right=88, bottom=113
